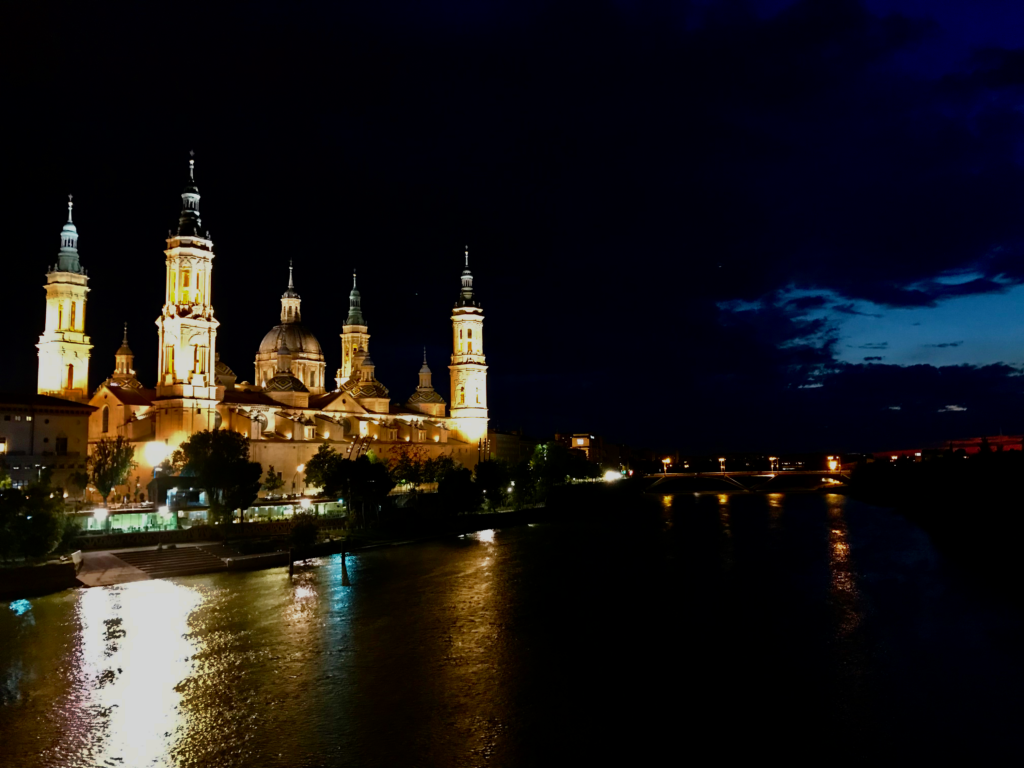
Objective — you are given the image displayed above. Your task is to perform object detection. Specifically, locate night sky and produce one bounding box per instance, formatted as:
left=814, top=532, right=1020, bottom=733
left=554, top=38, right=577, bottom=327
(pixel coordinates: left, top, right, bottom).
left=7, top=1, right=1022, bottom=453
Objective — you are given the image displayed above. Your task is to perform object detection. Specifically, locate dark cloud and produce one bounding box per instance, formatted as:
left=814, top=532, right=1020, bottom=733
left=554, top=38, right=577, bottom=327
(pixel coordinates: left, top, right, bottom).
left=833, top=303, right=882, bottom=317
left=864, top=356, right=884, bottom=361
left=925, top=341, right=963, bottom=348
left=857, top=342, right=890, bottom=350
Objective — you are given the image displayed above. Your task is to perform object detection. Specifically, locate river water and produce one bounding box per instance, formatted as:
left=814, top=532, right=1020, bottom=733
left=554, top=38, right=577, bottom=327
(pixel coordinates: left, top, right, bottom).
left=0, top=493, right=1020, bottom=766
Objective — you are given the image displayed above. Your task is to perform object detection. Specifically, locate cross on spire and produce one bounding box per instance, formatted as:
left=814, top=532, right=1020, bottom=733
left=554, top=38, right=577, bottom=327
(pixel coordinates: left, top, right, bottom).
left=67, top=194, right=73, bottom=222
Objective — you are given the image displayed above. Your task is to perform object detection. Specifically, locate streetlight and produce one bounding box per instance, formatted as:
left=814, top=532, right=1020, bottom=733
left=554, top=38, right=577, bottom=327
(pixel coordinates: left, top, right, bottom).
left=768, top=456, right=778, bottom=472
left=292, top=463, right=306, bottom=496
left=661, top=458, right=671, bottom=475
left=718, top=457, right=726, bottom=473
left=827, top=456, right=838, bottom=472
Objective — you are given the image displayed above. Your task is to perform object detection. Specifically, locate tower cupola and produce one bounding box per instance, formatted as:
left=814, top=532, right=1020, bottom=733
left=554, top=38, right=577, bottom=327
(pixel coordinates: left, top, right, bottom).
left=280, top=260, right=302, bottom=322
left=346, top=271, right=365, bottom=325
left=456, top=245, right=480, bottom=309
left=56, top=196, right=83, bottom=274
left=177, top=153, right=203, bottom=237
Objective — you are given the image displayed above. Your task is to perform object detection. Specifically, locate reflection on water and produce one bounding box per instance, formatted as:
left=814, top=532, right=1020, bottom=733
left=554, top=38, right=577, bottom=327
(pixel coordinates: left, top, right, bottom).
left=826, top=494, right=862, bottom=638
left=0, top=495, right=1021, bottom=765
left=77, top=580, right=201, bottom=767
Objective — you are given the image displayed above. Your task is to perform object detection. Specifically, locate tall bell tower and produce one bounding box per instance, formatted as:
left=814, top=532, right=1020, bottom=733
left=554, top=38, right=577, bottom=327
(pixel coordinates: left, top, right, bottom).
left=449, top=247, right=488, bottom=445
left=37, top=196, right=93, bottom=402
left=337, top=271, right=371, bottom=386
left=152, top=155, right=222, bottom=444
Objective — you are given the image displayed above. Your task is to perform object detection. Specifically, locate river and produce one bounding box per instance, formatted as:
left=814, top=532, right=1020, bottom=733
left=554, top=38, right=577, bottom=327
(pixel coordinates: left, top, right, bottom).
left=0, top=493, right=1021, bottom=766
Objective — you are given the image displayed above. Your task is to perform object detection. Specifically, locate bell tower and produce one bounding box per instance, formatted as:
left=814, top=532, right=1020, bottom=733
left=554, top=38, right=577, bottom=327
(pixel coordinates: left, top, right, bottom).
left=449, top=247, right=488, bottom=444
left=37, top=196, right=93, bottom=402
left=152, top=155, right=222, bottom=444
left=337, top=271, right=371, bottom=386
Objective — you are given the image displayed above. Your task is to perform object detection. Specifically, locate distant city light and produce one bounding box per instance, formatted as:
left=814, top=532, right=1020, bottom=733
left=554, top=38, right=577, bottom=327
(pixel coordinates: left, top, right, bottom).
left=603, top=470, right=621, bottom=482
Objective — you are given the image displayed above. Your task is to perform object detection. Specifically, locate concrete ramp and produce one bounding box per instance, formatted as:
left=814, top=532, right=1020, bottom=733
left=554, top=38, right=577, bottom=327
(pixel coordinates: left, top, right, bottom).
left=76, top=552, right=151, bottom=587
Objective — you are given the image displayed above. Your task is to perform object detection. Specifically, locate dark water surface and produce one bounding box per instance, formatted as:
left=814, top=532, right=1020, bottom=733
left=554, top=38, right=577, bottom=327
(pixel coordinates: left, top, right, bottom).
left=1, top=493, right=1021, bottom=766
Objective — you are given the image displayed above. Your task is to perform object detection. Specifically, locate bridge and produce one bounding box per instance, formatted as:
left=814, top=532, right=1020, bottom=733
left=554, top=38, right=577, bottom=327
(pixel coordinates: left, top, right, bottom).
left=646, top=470, right=850, bottom=493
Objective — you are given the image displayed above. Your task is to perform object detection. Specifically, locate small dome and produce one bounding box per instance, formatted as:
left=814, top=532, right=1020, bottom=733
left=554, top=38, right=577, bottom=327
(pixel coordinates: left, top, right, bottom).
left=361, top=354, right=375, bottom=368
left=265, top=373, right=309, bottom=393
left=215, top=357, right=235, bottom=377
left=259, top=323, right=323, bottom=356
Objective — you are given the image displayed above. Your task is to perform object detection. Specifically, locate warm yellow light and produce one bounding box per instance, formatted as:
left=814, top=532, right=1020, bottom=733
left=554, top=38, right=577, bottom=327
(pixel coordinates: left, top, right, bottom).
left=603, top=470, right=621, bottom=482
left=144, top=441, right=171, bottom=466
left=828, top=459, right=838, bottom=471
left=296, top=464, right=305, bottom=472
left=300, top=498, right=312, bottom=509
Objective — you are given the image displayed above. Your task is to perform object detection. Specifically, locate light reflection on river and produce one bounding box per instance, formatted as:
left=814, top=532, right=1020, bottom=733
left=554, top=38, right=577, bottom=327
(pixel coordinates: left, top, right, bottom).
left=0, top=494, right=1021, bottom=766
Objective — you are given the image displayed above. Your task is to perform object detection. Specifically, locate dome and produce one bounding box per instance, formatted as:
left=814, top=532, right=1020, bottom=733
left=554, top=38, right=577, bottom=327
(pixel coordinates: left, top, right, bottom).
left=265, top=373, right=309, bottom=393
left=215, top=357, right=235, bottom=377
left=258, top=323, right=323, bottom=357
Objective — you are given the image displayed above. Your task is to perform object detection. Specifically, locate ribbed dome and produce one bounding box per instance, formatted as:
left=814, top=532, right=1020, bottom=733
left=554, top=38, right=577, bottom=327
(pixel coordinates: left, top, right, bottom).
left=265, top=373, right=309, bottom=393
left=258, top=323, right=323, bottom=356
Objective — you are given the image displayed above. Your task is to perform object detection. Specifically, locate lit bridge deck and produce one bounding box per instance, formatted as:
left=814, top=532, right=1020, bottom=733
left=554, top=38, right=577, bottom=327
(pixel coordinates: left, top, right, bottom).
left=645, top=470, right=850, bottom=492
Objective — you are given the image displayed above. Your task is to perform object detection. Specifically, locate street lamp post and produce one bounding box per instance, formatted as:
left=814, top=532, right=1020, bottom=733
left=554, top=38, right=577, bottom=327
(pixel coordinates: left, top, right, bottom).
left=718, top=457, right=726, bottom=473
left=661, top=458, right=671, bottom=476
left=292, top=463, right=306, bottom=496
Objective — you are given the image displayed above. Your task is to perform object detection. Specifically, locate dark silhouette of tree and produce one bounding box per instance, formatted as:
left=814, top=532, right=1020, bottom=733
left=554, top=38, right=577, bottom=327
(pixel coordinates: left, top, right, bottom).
left=475, top=460, right=511, bottom=510
left=172, top=430, right=261, bottom=525
left=88, top=436, right=138, bottom=504
left=261, top=465, right=285, bottom=495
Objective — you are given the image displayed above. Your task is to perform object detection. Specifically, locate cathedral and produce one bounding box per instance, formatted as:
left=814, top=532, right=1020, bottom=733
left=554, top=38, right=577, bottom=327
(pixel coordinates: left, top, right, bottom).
left=37, top=159, right=489, bottom=500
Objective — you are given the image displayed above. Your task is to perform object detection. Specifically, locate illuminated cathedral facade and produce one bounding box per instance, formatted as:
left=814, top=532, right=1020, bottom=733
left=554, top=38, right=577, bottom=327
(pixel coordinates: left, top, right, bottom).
left=38, top=160, right=489, bottom=498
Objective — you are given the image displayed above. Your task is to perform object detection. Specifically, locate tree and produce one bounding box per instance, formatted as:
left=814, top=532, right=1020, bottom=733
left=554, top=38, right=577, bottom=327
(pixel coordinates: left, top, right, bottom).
left=67, top=470, right=90, bottom=504
left=390, top=443, right=428, bottom=485
left=172, top=430, right=262, bottom=525
left=423, top=453, right=459, bottom=483
left=438, top=466, right=483, bottom=515
left=88, top=436, right=138, bottom=504
left=475, top=460, right=511, bottom=510
left=0, top=474, right=66, bottom=561
left=305, top=443, right=346, bottom=496
left=261, top=465, right=285, bottom=495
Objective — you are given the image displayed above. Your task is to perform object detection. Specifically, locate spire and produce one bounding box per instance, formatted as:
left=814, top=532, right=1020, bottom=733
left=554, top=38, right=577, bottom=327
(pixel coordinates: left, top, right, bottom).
left=117, top=322, right=132, bottom=354
left=420, top=347, right=431, bottom=374
left=346, top=269, right=366, bottom=325
left=177, top=151, right=203, bottom=237
left=56, top=194, right=83, bottom=273
left=113, top=322, right=138, bottom=384
left=280, top=260, right=302, bottom=322
left=456, top=245, right=480, bottom=308
left=282, top=259, right=300, bottom=299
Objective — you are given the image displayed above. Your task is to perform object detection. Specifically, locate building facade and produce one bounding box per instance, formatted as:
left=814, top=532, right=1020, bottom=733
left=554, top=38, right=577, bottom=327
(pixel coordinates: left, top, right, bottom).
left=0, top=394, right=93, bottom=489
left=36, top=159, right=490, bottom=502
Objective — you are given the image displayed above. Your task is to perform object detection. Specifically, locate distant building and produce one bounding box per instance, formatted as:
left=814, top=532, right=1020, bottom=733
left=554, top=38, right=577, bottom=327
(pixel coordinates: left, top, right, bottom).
left=556, top=433, right=621, bottom=467
left=488, top=429, right=539, bottom=464
left=0, top=394, right=94, bottom=489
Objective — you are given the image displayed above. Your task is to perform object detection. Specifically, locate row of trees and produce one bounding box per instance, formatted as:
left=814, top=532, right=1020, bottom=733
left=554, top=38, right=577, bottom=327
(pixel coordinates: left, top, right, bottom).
left=0, top=430, right=610, bottom=559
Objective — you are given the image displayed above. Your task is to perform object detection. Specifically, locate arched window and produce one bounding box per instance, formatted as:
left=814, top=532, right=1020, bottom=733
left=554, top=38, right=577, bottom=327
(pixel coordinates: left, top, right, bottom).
left=468, top=329, right=472, bottom=339
left=468, top=342, right=472, bottom=353
left=70, top=302, right=76, bottom=330
left=459, top=386, right=465, bottom=405
left=101, top=405, right=109, bottom=433
left=57, top=303, right=63, bottom=329
left=67, top=364, right=74, bottom=391
left=459, top=330, right=463, bottom=339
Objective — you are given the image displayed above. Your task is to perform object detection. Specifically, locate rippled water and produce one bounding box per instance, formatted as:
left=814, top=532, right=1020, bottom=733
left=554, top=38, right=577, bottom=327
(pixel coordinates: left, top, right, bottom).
left=1, top=494, right=1021, bottom=766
